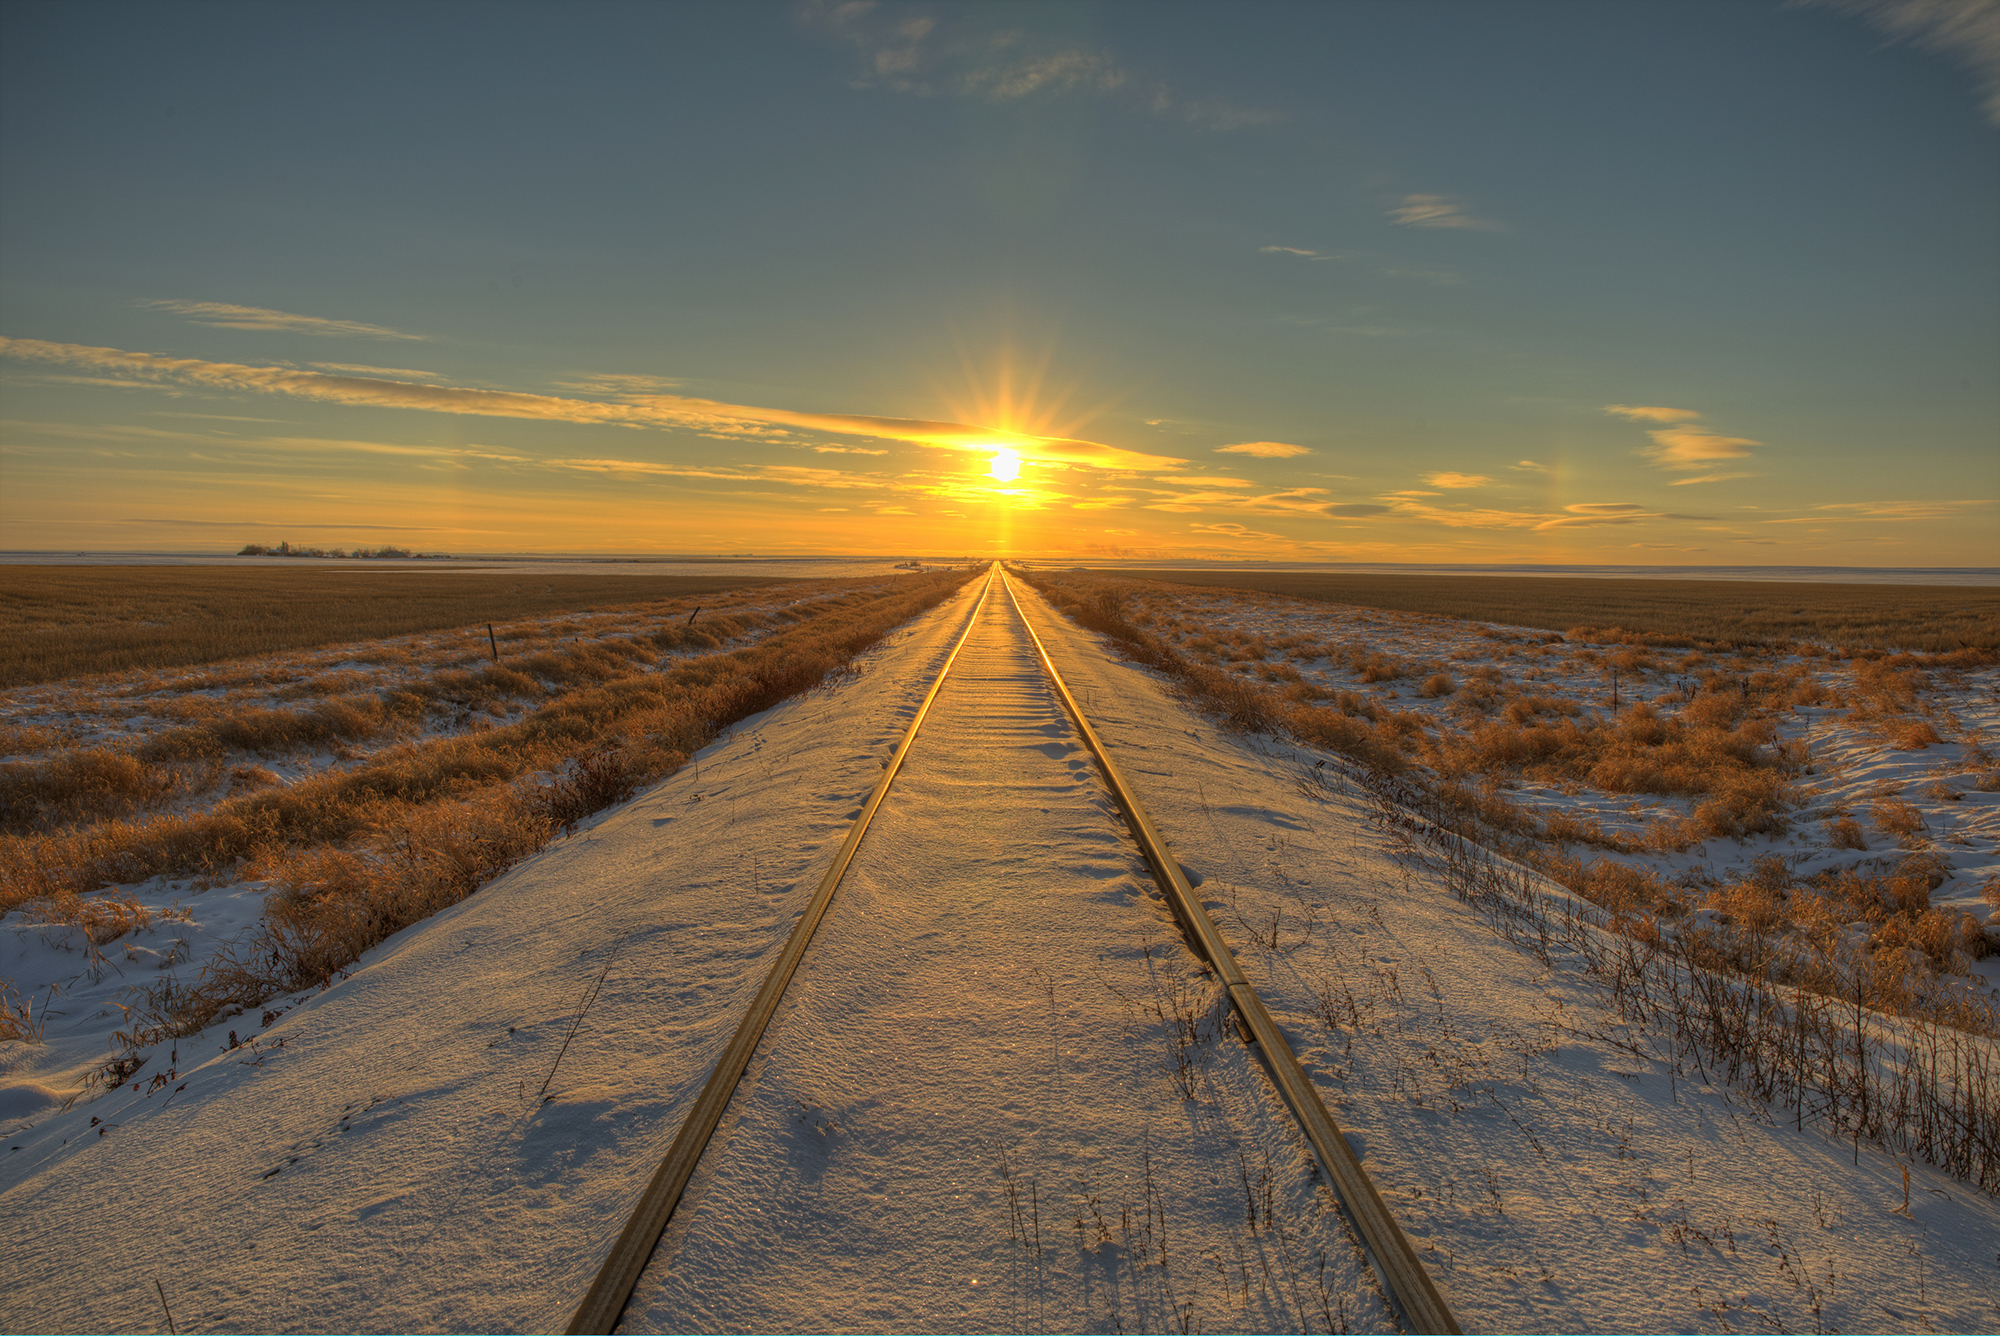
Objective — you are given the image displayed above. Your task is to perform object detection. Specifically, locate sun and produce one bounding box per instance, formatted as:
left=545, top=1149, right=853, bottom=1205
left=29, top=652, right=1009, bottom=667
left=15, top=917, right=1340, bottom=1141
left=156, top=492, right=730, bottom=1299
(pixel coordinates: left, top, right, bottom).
left=987, top=449, right=1021, bottom=482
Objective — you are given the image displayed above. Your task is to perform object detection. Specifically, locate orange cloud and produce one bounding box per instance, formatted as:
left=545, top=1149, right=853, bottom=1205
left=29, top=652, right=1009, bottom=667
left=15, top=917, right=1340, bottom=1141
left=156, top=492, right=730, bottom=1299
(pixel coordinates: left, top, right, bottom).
left=1216, top=440, right=1312, bottom=458
left=0, top=337, right=1186, bottom=472
left=1422, top=471, right=1491, bottom=488
left=1642, top=424, right=1760, bottom=470
left=1604, top=404, right=1702, bottom=423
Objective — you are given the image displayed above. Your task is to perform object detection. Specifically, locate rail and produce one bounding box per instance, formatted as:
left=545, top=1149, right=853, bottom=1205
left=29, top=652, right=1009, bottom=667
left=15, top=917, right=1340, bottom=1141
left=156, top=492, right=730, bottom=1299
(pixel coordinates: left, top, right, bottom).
left=567, top=565, right=1460, bottom=1334
left=566, top=568, right=996, bottom=1334
left=1000, top=568, right=1461, bottom=1335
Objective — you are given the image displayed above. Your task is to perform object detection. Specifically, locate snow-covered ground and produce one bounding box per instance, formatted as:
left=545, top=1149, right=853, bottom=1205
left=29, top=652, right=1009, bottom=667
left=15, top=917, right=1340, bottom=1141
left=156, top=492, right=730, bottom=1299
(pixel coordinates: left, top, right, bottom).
left=1123, top=586, right=2000, bottom=995
left=3, top=575, right=1997, bottom=1333
left=0, top=577, right=912, bottom=1107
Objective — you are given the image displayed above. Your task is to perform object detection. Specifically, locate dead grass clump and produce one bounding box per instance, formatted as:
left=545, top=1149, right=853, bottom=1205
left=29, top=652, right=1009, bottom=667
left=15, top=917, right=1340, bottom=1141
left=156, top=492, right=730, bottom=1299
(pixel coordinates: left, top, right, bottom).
left=1888, top=719, right=1946, bottom=750
left=1417, top=673, right=1455, bottom=698
left=1873, top=797, right=1927, bottom=845
left=0, top=724, right=59, bottom=757
left=137, top=695, right=403, bottom=762
left=1827, top=817, right=1868, bottom=850
left=0, top=750, right=185, bottom=835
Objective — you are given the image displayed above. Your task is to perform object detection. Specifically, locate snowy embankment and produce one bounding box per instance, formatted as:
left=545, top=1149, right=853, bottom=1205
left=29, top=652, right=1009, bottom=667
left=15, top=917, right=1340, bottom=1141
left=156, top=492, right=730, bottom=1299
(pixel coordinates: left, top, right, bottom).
left=1, top=578, right=1996, bottom=1334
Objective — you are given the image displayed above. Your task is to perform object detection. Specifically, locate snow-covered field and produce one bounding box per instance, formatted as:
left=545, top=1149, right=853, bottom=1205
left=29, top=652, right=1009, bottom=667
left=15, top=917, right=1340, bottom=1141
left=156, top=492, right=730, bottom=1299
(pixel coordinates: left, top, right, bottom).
left=3, top=574, right=1997, bottom=1333
left=1116, top=584, right=2000, bottom=996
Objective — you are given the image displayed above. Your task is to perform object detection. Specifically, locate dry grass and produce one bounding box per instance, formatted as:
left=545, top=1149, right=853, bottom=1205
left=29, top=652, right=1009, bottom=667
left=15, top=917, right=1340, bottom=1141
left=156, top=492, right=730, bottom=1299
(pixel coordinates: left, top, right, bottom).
left=1018, top=572, right=1413, bottom=773
left=1103, top=570, right=2000, bottom=653
left=12, top=572, right=977, bottom=1051
left=0, top=566, right=798, bottom=688
left=1377, top=784, right=2000, bottom=1192
left=1029, top=567, right=1999, bottom=1049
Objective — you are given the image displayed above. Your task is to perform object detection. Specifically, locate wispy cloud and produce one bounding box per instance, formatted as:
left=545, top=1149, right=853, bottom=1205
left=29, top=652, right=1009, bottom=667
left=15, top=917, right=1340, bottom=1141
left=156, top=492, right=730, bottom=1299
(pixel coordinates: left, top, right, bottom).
left=1422, top=471, right=1491, bottom=489
left=1510, top=459, right=1551, bottom=472
left=1140, top=485, right=1336, bottom=516
left=311, top=363, right=441, bottom=379
left=1802, top=0, right=2000, bottom=126
left=1769, top=498, right=1997, bottom=522
left=810, top=444, right=890, bottom=455
left=799, top=0, right=1281, bottom=131
left=1258, top=245, right=1461, bottom=285
left=0, top=337, right=1187, bottom=472
left=1603, top=404, right=1703, bottom=423
left=1532, top=502, right=1653, bottom=531
left=1670, top=471, right=1753, bottom=486
left=140, top=300, right=425, bottom=341
left=554, top=372, right=687, bottom=392
left=1217, top=440, right=1312, bottom=458
left=1389, top=194, right=1501, bottom=231
left=546, top=458, right=893, bottom=489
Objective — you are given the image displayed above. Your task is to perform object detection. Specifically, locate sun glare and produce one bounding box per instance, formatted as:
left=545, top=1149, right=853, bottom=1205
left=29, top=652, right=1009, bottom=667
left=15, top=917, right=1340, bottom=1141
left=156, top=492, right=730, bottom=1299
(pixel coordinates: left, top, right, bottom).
left=988, top=450, right=1021, bottom=482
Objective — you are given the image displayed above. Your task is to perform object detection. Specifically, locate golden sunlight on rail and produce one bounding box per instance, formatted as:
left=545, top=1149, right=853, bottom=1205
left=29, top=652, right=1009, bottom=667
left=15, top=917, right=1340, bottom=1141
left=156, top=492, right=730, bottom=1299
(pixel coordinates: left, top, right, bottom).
left=987, top=449, right=1021, bottom=482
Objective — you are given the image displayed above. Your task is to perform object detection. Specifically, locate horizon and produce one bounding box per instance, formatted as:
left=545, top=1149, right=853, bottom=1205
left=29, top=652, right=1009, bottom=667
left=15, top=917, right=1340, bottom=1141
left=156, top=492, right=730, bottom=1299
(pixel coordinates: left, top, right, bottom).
left=2, top=0, right=1996, bottom=562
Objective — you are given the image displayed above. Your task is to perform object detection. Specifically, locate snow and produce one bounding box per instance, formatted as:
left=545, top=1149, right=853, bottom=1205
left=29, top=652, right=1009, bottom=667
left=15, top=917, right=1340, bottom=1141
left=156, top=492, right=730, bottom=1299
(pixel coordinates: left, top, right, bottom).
left=1121, top=588, right=2000, bottom=994
left=2, top=573, right=1997, bottom=1333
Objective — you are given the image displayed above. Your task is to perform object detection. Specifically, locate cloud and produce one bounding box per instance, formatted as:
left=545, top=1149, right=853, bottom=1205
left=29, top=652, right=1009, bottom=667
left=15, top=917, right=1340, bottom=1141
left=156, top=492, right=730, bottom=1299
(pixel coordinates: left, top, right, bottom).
left=556, top=373, right=687, bottom=392
left=1389, top=195, right=1501, bottom=230
left=1329, top=503, right=1392, bottom=517
left=0, top=337, right=1187, bottom=472
left=1217, top=440, right=1312, bottom=458
left=1771, top=498, right=1997, bottom=522
left=799, top=1, right=1281, bottom=131
left=810, top=445, right=890, bottom=455
left=1802, top=0, right=2000, bottom=126
left=545, top=458, right=892, bottom=489
left=1603, top=404, right=1703, bottom=423
left=1259, top=245, right=1327, bottom=259
left=1641, top=424, right=1761, bottom=469
left=1669, top=472, right=1753, bottom=485
left=1150, top=475, right=1256, bottom=488
left=139, top=300, right=424, bottom=341
left=1422, top=471, right=1491, bottom=489
left=1532, top=503, right=1654, bottom=531
left=1510, top=459, right=1551, bottom=472
left=311, top=363, right=441, bottom=379
left=1602, top=404, right=1762, bottom=472
left=1190, top=522, right=1288, bottom=541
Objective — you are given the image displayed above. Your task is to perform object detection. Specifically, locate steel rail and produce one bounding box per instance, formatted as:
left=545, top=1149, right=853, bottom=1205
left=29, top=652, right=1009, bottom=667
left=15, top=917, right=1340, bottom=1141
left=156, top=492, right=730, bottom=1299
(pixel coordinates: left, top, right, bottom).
left=566, top=568, right=997, bottom=1336
left=999, top=569, right=1463, bottom=1336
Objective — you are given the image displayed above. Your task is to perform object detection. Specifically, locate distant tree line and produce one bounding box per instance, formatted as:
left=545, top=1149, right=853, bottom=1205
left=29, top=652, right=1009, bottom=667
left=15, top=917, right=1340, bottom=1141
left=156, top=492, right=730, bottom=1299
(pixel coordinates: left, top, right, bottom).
left=237, top=541, right=450, bottom=559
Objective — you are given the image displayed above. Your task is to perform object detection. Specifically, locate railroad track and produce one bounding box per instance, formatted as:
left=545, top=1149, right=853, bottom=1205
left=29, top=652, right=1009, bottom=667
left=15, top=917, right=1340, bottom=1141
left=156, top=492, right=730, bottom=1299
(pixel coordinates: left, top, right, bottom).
left=569, top=565, right=1460, bottom=1336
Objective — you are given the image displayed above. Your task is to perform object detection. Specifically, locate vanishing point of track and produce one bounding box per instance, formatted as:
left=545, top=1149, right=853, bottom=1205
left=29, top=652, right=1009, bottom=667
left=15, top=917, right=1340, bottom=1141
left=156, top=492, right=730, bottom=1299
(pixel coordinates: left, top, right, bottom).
left=567, top=566, right=1462, bottom=1336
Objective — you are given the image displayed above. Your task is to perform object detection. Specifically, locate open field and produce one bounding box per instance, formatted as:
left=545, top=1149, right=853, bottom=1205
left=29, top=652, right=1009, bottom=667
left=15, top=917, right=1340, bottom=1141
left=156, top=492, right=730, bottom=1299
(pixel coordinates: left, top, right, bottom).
left=0, top=570, right=974, bottom=1069
left=1102, top=569, right=2000, bottom=652
left=1021, top=568, right=2000, bottom=1039
left=0, top=567, right=800, bottom=689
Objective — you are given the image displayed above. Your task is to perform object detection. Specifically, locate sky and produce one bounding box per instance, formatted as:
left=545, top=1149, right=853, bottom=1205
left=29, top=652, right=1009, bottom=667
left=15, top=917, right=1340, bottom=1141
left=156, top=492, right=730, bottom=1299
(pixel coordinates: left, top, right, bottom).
left=1, top=0, right=1995, bottom=563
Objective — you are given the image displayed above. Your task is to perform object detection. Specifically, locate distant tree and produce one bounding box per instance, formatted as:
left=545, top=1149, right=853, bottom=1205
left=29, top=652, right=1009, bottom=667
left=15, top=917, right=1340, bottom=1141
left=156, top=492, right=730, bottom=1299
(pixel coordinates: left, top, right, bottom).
left=237, top=543, right=268, bottom=555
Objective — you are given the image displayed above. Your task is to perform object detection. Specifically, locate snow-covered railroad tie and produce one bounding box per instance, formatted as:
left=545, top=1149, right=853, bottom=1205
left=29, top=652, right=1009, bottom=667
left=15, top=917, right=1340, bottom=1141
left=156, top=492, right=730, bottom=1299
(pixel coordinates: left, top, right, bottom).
left=570, top=565, right=1461, bottom=1336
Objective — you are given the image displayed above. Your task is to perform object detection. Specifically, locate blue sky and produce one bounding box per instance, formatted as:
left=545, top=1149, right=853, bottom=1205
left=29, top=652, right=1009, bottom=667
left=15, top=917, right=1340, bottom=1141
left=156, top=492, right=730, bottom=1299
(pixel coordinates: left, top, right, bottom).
left=1, top=0, right=1994, bottom=561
